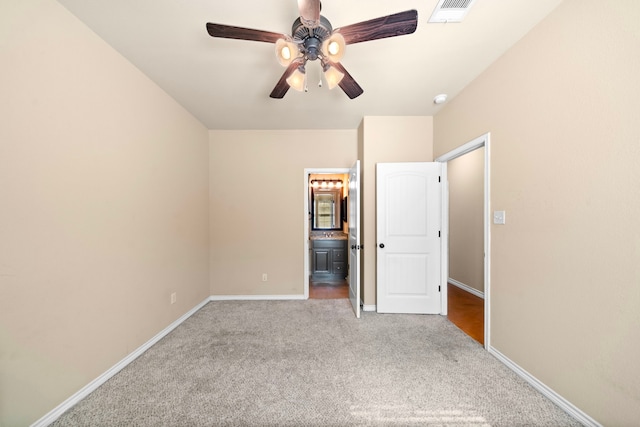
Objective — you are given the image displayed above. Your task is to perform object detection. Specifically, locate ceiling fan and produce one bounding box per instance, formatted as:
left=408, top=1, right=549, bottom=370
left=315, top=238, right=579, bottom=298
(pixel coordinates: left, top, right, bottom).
left=206, top=0, right=418, bottom=99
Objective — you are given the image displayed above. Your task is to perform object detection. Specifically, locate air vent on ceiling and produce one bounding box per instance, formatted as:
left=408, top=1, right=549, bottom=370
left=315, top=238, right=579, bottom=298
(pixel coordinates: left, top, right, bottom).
left=428, top=0, right=477, bottom=23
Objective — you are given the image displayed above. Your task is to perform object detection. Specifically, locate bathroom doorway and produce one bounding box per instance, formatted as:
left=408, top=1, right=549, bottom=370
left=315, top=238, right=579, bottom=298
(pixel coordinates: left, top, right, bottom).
left=304, top=168, right=350, bottom=300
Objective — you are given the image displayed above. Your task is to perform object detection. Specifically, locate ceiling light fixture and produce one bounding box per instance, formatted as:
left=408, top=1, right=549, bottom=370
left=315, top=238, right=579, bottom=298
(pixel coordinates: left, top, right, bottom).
left=321, top=33, right=346, bottom=63
left=286, top=65, right=307, bottom=92
left=275, top=16, right=346, bottom=94
left=323, top=64, right=345, bottom=90
left=275, top=38, right=300, bottom=66
left=207, top=3, right=418, bottom=99
left=311, top=179, right=343, bottom=189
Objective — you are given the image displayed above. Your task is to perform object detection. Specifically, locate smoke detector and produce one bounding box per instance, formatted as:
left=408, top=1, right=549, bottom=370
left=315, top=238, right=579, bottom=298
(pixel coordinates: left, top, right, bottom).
left=428, top=0, right=477, bottom=23
left=433, top=94, right=448, bottom=105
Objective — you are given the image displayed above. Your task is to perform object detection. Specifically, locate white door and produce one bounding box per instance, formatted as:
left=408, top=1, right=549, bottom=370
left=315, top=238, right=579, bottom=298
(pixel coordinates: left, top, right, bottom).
left=348, top=160, right=361, bottom=318
left=376, top=162, right=442, bottom=314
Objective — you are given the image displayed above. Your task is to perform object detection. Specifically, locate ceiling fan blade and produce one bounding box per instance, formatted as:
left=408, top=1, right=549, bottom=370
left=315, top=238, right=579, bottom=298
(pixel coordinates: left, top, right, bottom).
left=297, top=0, right=321, bottom=28
left=269, top=61, right=302, bottom=99
left=336, top=10, right=418, bottom=45
left=206, top=23, right=284, bottom=43
left=331, top=62, right=364, bottom=99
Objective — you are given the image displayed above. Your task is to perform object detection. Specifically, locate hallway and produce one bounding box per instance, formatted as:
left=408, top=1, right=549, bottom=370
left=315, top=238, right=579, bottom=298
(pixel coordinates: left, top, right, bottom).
left=447, top=283, right=484, bottom=345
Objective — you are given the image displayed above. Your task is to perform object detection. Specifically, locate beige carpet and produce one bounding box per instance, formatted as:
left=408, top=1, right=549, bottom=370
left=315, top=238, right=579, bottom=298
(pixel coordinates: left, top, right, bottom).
left=52, top=299, right=582, bottom=426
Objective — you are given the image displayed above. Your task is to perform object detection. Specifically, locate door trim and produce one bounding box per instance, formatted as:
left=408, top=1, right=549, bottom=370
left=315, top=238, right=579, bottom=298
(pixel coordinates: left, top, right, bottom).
left=348, top=160, right=361, bottom=318
left=303, top=168, right=350, bottom=300
left=435, top=132, right=491, bottom=350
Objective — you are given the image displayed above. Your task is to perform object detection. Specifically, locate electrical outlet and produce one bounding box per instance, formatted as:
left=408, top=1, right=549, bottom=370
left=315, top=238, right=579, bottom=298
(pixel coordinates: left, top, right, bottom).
left=170, top=292, right=176, bottom=304
left=262, top=273, right=268, bottom=282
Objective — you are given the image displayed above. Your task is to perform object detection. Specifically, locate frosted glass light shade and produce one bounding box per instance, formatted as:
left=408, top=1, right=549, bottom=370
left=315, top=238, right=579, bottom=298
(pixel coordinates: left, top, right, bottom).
left=321, top=33, right=346, bottom=62
left=275, top=39, right=299, bottom=66
left=323, top=65, right=344, bottom=90
left=286, top=67, right=306, bottom=92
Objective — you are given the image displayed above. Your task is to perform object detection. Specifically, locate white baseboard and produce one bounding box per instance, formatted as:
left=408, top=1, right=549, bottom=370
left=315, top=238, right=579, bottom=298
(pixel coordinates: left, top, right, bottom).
left=31, top=297, right=210, bottom=427
left=449, top=278, right=484, bottom=299
left=362, top=304, right=376, bottom=312
left=209, top=294, right=306, bottom=301
left=489, top=346, right=602, bottom=427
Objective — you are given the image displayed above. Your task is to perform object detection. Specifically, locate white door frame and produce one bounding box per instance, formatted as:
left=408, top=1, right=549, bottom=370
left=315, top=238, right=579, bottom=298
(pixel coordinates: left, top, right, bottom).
left=303, top=168, right=350, bottom=299
left=435, top=133, right=491, bottom=350
left=348, top=161, right=361, bottom=318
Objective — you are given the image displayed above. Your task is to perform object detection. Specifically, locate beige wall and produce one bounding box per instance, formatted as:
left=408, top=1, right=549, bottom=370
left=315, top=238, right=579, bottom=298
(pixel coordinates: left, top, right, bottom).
left=434, top=0, right=640, bottom=425
left=7, top=0, right=638, bottom=425
left=0, top=1, right=210, bottom=425
left=448, top=148, right=484, bottom=293
left=359, top=117, right=434, bottom=306
left=209, top=130, right=356, bottom=296
left=210, top=121, right=433, bottom=303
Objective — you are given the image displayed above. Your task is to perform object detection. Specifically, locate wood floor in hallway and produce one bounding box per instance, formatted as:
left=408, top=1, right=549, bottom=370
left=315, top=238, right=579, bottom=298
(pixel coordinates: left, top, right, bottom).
left=309, top=280, right=348, bottom=299
left=309, top=280, right=484, bottom=345
left=447, top=283, right=484, bottom=345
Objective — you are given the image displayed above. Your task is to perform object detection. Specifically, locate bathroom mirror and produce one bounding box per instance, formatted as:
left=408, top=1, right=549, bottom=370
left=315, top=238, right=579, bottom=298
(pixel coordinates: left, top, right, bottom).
left=311, top=188, right=342, bottom=230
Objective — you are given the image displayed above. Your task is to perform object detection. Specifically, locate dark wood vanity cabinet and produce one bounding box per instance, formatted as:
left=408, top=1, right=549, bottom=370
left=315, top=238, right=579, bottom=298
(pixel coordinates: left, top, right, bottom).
left=311, top=239, right=347, bottom=282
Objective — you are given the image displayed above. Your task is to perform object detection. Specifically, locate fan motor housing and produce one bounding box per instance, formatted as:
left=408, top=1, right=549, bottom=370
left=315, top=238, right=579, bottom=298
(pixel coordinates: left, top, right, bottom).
left=292, top=16, right=333, bottom=61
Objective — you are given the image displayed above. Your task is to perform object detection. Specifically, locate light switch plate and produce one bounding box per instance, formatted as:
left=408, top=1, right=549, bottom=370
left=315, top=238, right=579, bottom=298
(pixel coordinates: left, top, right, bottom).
left=493, top=210, right=506, bottom=224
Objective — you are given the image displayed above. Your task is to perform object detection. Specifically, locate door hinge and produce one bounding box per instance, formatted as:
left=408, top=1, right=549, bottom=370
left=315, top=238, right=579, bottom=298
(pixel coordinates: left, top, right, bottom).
left=438, top=285, right=441, bottom=292
left=438, top=230, right=441, bottom=238
left=438, top=176, right=441, bottom=182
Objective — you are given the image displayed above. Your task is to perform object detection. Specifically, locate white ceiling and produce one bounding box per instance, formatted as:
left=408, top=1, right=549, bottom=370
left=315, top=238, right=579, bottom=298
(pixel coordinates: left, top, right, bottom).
left=56, top=0, right=563, bottom=130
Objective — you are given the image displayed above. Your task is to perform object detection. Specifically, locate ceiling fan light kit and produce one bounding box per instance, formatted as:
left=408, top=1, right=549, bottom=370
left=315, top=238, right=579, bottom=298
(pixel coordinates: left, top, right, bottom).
left=275, top=38, right=300, bottom=66
left=286, top=64, right=307, bottom=92
left=323, top=64, right=345, bottom=90
left=206, top=0, right=418, bottom=99
left=321, top=32, right=345, bottom=63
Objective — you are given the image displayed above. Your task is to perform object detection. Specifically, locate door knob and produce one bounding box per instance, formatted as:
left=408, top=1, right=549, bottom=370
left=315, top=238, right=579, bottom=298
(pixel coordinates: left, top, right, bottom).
left=351, top=245, right=356, bottom=250
left=379, top=243, right=385, bottom=248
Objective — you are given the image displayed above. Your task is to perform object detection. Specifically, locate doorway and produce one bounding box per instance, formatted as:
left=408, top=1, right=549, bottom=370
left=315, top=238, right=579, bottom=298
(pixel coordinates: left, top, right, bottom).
left=435, top=133, right=490, bottom=349
left=304, top=168, right=350, bottom=300
left=446, top=147, right=485, bottom=344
